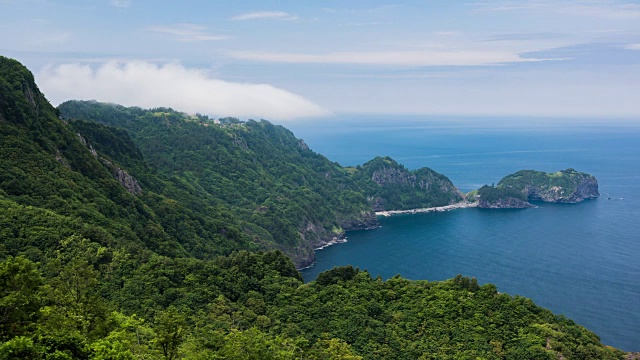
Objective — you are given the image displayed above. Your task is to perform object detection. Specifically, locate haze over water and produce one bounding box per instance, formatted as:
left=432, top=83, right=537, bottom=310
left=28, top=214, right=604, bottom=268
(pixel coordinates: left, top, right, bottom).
left=289, top=116, right=640, bottom=351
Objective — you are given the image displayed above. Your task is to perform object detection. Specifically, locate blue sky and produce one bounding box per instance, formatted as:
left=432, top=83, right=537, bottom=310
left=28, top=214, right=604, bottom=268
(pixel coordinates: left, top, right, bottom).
left=2, top=0, right=640, bottom=121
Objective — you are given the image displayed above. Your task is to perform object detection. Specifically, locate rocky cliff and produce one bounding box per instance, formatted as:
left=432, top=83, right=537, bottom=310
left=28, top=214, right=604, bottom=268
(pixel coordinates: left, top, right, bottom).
left=356, top=156, right=464, bottom=211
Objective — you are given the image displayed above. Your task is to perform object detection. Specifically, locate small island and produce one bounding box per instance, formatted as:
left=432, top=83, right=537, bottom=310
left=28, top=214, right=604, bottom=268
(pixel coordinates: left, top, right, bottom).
left=470, top=169, right=599, bottom=209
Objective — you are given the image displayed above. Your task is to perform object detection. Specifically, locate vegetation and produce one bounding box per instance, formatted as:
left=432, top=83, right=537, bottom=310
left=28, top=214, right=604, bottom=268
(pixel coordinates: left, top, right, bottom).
left=473, top=169, right=598, bottom=207
left=352, top=156, right=462, bottom=211
left=497, top=169, right=598, bottom=202
left=0, top=251, right=625, bottom=359
left=476, top=184, right=527, bottom=203
left=0, top=56, right=624, bottom=358
left=57, top=99, right=460, bottom=265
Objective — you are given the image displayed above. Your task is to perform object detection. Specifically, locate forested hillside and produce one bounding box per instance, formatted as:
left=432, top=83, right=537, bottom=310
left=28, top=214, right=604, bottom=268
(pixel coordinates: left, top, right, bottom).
left=58, top=99, right=461, bottom=266
left=0, top=56, right=626, bottom=359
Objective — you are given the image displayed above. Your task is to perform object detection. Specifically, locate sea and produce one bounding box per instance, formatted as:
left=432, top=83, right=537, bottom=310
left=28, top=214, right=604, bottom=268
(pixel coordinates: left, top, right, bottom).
left=286, top=115, right=640, bottom=351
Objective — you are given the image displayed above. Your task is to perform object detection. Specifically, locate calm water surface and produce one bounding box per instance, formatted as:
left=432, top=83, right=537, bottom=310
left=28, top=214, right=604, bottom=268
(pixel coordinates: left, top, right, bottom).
left=288, top=116, right=640, bottom=351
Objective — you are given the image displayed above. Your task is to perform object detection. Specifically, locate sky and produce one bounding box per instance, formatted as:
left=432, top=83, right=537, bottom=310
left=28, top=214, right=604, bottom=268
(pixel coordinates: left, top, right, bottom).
left=1, top=0, right=640, bottom=121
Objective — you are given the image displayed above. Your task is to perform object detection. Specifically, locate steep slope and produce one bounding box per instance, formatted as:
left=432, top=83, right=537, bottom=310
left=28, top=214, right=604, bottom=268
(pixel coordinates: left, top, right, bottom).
left=0, top=56, right=250, bottom=261
left=58, top=102, right=372, bottom=265
left=352, top=156, right=463, bottom=211
left=58, top=101, right=462, bottom=266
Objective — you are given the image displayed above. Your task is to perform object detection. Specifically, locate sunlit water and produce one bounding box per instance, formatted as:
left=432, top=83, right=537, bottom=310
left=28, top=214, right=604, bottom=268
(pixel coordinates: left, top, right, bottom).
left=288, top=116, right=640, bottom=351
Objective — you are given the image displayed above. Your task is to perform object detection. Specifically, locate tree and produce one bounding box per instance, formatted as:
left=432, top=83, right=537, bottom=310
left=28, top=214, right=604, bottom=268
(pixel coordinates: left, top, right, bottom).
left=0, top=256, right=43, bottom=339
left=153, top=307, right=186, bottom=360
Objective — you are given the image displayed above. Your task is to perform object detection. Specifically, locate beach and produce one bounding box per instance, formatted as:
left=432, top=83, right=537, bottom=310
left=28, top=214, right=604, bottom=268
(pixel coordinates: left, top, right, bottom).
left=375, top=201, right=478, bottom=217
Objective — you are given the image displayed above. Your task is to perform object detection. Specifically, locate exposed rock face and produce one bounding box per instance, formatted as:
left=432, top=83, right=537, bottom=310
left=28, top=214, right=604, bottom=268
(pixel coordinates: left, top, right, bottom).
left=371, top=166, right=414, bottom=187
left=626, top=352, right=640, bottom=360
left=298, top=139, right=309, bottom=151
left=361, top=156, right=463, bottom=211
left=100, top=157, right=143, bottom=195
left=113, top=166, right=142, bottom=195
left=478, top=197, right=536, bottom=209
left=339, top=212, right=379, bottom=231
left=76, top=132, right=142, bottom=195
left=290, top=212, right=379, bottom=269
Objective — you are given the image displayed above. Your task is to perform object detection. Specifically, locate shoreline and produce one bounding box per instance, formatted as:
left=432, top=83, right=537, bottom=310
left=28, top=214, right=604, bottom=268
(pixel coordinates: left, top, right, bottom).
left=299, top=202, right=477, bottom=270
left=375, top=201, right=478, bottom=217
left=313, top=237, right=348, bottom=251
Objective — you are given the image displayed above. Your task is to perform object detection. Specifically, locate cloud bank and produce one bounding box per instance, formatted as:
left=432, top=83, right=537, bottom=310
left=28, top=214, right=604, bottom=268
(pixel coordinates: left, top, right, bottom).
left=37, top=61, right=330, bottom=121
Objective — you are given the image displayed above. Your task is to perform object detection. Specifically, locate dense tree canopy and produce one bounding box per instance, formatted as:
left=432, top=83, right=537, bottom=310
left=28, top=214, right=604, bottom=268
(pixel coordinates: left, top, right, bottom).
left=0, top=56, right=626, bottom=359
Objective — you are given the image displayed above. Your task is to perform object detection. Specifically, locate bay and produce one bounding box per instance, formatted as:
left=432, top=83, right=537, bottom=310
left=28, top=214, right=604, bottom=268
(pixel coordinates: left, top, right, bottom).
left=288, top=116, right=640, bottom=351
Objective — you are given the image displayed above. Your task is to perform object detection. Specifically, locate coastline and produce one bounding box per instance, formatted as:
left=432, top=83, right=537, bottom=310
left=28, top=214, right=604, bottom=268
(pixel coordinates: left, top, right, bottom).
left=299, top=202, right=477, bottom=270
left=375, top=201, right=478, bottom=217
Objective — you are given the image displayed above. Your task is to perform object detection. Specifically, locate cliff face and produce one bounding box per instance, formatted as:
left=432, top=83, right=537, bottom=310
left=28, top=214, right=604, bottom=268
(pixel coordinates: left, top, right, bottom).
left=358, top=156, right=464, bottom=211
left=338, top=211, right=379, bottom=231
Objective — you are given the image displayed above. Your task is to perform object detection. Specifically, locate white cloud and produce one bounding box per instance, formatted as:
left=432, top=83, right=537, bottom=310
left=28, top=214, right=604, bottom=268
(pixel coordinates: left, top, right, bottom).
left=625, top=43, right=640, bottom=50
left=231, top=11, right=298, bottom=21
left=37, top=61, right=330, bottom=121
left=228, top=50, right=563, bottom=67
left=109, top=0, right=131, bottom=8
left=146, top=24, right=230, bottom=42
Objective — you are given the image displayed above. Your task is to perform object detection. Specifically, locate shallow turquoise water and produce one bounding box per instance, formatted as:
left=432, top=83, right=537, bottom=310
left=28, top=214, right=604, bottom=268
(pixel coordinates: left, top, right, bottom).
left=289, top=116, right=640, bottom=351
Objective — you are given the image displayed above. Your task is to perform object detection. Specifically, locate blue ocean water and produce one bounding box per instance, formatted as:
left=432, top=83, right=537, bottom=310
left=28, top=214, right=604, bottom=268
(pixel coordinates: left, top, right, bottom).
left=287, top=116, right=640, bottom=351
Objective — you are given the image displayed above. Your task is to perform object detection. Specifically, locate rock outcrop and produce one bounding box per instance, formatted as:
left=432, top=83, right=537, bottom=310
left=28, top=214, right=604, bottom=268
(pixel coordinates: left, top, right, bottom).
left=476, top=169, right=598, bottom=209
left=358, top=156, right=463, bottom=212
left=112, top=165, right=142, bottom=195
left=501, top=169, right=599, bottom=203
left=76, top=133, right=142, bottom=195
left=339, top=211, right=379, bottom=231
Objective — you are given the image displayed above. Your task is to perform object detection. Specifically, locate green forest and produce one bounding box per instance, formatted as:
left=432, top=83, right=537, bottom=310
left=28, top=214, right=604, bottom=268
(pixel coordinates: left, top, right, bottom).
left=0, top=55, right=627, bottom=359
left=56, top=99, right=462, bottom=266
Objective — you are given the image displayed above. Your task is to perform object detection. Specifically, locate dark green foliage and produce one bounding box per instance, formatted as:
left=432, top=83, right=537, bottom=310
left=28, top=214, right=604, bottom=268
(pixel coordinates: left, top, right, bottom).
left=0, top=57, right=163, bottom=258
left=477, top=184, right=527, bottom=202
left=1, top=56, right=252, bottom=262
left=498, top=169, right=582, bottom=195
left=0, top=56, right=625, bottom=358
left=57, top=100, right=462, bottom=265
left=58, top=101, right=372, bottom=264
left=0, top=253, right=624, bottom=359
left=352, top=156, right=463, bottom=211
left=0, top=256, right=43, bottom=339
left=497, top=169, right=598, bottom=202
left=315, top=265, right=360, bottom=286
left=475, top=168, right=598, bottom=206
